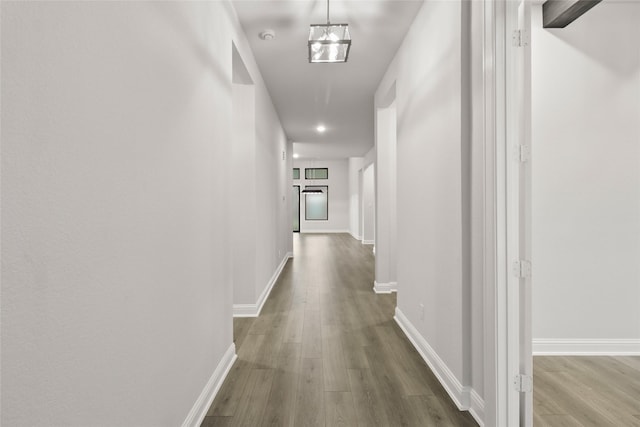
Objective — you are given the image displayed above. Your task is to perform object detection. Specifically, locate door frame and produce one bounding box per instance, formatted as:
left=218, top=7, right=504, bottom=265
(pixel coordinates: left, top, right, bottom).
left=507, top=1, right=533, bottom=426
left=482, top=0, right=532, bottom=425
left=293, top=185, right=300, bottom=233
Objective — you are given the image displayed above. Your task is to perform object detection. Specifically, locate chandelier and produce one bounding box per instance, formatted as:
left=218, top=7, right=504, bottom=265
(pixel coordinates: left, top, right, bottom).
left=308, top=0, right=351, bottom=63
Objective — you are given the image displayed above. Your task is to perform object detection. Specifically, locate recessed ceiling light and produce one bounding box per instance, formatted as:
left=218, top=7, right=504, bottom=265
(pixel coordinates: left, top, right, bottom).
left=316, top=125, right=326, bottom=133
left=293, top=154, right=300, bottom=159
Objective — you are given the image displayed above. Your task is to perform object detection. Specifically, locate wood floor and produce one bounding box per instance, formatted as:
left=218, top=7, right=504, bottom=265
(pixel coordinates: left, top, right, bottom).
left=202, top=233, right=478, bottom=427
left=534, top=355, right=640, bottom=426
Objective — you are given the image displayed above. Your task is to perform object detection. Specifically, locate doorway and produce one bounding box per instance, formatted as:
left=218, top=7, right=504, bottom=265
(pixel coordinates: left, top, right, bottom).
left=503, top=1, right=640, bottom=425
left=529, top=2, right=640, bottom=426
left=293, top=185, right=300, bottom=233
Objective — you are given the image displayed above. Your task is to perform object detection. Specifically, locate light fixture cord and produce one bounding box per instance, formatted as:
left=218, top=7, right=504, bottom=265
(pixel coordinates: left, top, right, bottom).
left=326, top=0, right=330, bottom=24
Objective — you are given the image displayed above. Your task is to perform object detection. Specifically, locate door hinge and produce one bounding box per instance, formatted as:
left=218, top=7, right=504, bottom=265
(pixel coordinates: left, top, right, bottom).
left=514, top=374, right=533, bottom=393
left=512, top=29, right=529, bottom=47
left=512, top=260, right=532, bottom=279
left=514, top=144, right=530, bottom=162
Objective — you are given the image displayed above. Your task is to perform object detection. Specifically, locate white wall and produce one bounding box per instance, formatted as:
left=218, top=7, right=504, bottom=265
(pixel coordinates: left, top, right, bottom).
left=362, top=164, right=376, bottom=245
left=393, top=0, right=465, bottom=390
left=286, top=140, right=295, bottom=254
left=469, top=0, right=486, bottom=403
left=251, top=46, right=290, bottom=312
left=1, top=1, right=290, bottom=425
left=375, top=101, right=398, bottom=289
left=348, top=157, right=364, bottom=240
left=531, top=2, right=640, bottom=353
left=375, top=0, right=483, bottom=421
left=359, top=169, right=364, bottom=239
left=232, top=80, right=257, bottom=305
left=293, top=159, right=349, bottom=233
left=363, top=145, right=376, bottom=166
left=361, top=148, right=375, bottom=245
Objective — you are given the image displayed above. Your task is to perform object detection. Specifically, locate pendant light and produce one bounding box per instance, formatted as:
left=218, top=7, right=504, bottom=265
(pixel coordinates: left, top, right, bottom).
left=308, top=0, right=351, bottom=63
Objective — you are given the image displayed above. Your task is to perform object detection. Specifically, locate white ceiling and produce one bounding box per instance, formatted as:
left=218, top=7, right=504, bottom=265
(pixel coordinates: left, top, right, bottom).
left=233, top=0, right=424, bottom=159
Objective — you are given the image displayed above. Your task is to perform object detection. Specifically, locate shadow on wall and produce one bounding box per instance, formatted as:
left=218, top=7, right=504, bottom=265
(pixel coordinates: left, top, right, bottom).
left=151, top=1, right=231, bottom=86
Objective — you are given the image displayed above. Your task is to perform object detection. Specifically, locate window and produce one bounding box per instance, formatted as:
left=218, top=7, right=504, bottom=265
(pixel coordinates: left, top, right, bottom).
left=305, top=168, right=328, bottom=179
left=304, top=186, right=328, bottom=220
left=293, top=168, right=300, bottom=180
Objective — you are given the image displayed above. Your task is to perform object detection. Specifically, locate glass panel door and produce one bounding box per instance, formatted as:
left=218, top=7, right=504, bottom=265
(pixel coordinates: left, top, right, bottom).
left=304, top=186, right=328, bottom=220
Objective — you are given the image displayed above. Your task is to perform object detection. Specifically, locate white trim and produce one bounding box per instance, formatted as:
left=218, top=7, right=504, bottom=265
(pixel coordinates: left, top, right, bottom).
left=300, top=229, right=350, bottom=234
left=394, top=307, right=471, bottom=410
left=349, top=231, right=362, bottom=241
left=181, top=343, right=237, bottom=427
left=470, top=389, right=486, bottom=427
left=480, top=1, right=514, bottom=426
left=233, top=253, right=292, bottom=317
left=233, top=304, right=259, bottom=317
left=361, top=239, right=374, bottom=245
left=533, top=339, right=640, bottom=356
left=504, top=0, right=533, bottom=425
left=498, top=0, right=531, bottom=423
left=373, top=281, right=397, bottom=294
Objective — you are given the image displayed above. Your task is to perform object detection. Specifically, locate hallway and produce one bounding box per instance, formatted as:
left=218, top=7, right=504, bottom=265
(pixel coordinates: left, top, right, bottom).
left=202, top=234, right=477, bottom=426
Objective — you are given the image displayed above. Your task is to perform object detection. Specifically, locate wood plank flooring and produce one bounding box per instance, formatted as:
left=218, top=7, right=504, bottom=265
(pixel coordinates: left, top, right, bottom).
left=534, top=356, right=640, bottom=427
left=202, top=233, right=478, bottom=426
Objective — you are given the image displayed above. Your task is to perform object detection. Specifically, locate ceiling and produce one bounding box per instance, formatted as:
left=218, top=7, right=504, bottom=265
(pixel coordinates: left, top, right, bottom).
left=233, top=0, right=424, bottom=159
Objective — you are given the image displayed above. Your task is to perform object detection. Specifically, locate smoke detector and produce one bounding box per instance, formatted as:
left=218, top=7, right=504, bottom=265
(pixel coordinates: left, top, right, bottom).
left=259, top=30, right=275, bottom=41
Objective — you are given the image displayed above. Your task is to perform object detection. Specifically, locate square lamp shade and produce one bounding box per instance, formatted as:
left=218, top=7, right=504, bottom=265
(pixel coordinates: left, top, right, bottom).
left=308, top=24, right=351, bottom=63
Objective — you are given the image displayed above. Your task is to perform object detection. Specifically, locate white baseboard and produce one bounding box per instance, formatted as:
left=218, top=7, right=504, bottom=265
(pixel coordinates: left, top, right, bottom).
left=394, top=307, right=472, bottom=411
left=300, top=229, right=350, bottom=234
left=469, top=389, right=485, bottom=427
left=362, top=239, right=374, bottom=245
left=349, top=231, right=362, bottom=241
left=373, top=281, right=397, bottom=294
left=233, top=253, right=292, bottom=317
left=533, top=339, right=640, bottom=355
left=181, top=343, right=237, bottom=427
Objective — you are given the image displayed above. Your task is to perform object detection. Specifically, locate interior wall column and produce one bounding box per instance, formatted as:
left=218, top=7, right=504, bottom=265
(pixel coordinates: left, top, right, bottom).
left=374, top=101, right=398, bottom=294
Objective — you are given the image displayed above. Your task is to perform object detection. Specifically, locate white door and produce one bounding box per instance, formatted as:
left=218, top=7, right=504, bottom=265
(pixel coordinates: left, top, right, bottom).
left=506, top=0, right=532, bottom=425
